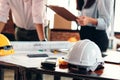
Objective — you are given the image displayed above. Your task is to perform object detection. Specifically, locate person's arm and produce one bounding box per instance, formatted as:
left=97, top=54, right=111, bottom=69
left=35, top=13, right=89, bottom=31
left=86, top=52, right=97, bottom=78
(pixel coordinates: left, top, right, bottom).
left=96, top=0, right=113, bottom=30
left=0, top=22, right=5, bottom=32
left=35, top=24, right=46, bottom=41
left=32, top=0, right=46, bottom=41
left=76, top=16, right=98, bottom=26
left=0, top=0, right=10, bottom=32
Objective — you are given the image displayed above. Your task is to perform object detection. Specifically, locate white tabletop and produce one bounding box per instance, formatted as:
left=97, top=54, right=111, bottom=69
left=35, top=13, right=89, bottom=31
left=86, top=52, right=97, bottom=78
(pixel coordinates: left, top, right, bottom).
left=0, top=50, right=67, bottom=68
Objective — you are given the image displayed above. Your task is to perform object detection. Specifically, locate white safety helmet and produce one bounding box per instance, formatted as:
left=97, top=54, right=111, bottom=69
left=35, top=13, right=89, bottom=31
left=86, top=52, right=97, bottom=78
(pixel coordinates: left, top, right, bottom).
left=65, top=39, right=104, bottom=71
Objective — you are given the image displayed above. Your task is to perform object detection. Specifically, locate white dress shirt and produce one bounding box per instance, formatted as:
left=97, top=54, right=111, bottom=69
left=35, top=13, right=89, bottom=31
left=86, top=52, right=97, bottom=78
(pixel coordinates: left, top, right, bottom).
left=0, top=0, right=46, bottom=30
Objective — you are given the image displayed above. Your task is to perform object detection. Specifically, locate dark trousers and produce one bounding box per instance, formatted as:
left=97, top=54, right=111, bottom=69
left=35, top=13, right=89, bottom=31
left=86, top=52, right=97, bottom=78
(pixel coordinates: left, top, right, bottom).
left=79, top=26, right=109, bottom=52
left=15, top=27, right=39, bottom=41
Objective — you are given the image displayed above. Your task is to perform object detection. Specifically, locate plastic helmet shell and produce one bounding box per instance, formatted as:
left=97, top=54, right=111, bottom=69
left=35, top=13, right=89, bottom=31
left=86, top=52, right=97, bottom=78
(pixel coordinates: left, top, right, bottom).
left=65, top=39, right=104, bottom=67
left=0, top=34, right=14, bottom=56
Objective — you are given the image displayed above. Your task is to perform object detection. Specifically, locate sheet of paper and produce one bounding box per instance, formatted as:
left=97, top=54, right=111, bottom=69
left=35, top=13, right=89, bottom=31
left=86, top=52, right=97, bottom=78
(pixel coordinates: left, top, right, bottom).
left=104, top=50, right=120, bottom=64
left=0, top=51, right=67, bottom=68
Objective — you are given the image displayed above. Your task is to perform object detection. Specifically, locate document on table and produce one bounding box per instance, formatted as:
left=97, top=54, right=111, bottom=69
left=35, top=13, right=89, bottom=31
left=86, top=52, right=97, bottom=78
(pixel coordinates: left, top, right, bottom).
left=0, top=51, right=46, bottom=68
left=0, top=51, right=67, bottom=68
left=104, top=50, right=120, bottom=64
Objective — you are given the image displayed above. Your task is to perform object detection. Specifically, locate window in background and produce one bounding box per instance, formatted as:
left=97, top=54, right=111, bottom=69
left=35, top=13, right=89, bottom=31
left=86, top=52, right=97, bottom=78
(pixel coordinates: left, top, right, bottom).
left=46, top=0, right=78, bottom=29
left=114, top=0, right=120, bottom=32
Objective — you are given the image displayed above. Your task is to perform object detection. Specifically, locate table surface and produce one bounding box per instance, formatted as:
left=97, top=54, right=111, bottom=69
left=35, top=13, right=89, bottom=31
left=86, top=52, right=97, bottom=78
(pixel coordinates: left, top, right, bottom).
left=0, top=50, right=120, bottom=80
left=26, top=62, right=120, bottom=80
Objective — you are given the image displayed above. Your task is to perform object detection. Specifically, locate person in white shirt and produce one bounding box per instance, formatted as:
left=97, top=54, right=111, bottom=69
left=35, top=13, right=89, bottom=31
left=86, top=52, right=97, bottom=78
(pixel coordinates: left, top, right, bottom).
left=0, top=0, right=46, bottom=41
left=0, top=0, right=47, bottom=80
left=76, top=0, right=113, bottom=53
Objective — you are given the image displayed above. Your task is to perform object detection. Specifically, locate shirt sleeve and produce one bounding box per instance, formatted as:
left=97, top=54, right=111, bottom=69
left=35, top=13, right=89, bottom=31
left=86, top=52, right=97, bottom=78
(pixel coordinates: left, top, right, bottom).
left=0, top=0, right=10, bottom=23
left=96, top=0, right=113, bottom=30
left=32, top=0, right=46, bottom=24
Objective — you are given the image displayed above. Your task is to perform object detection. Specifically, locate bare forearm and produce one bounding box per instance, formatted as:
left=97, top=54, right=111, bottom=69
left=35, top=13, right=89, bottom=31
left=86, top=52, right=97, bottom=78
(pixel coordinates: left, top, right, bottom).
left=35, top=24, right=45, bottom=41
left=76, top=16, right=98, bottom=26
left=0, top=22, right=5, bottom=32
left=88, top=17, right=98, bottom=26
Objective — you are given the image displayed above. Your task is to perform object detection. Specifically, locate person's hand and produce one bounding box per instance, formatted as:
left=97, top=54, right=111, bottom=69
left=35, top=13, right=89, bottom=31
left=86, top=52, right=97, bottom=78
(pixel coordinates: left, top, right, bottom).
left=41, top=38, right=47, bottom=41
left=76, top=16, right=90, bottom=26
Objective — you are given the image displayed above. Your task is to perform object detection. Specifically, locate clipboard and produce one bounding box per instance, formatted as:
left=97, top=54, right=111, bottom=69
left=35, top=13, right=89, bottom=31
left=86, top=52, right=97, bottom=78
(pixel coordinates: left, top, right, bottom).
left=47, top=5, right=77, bottom=21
